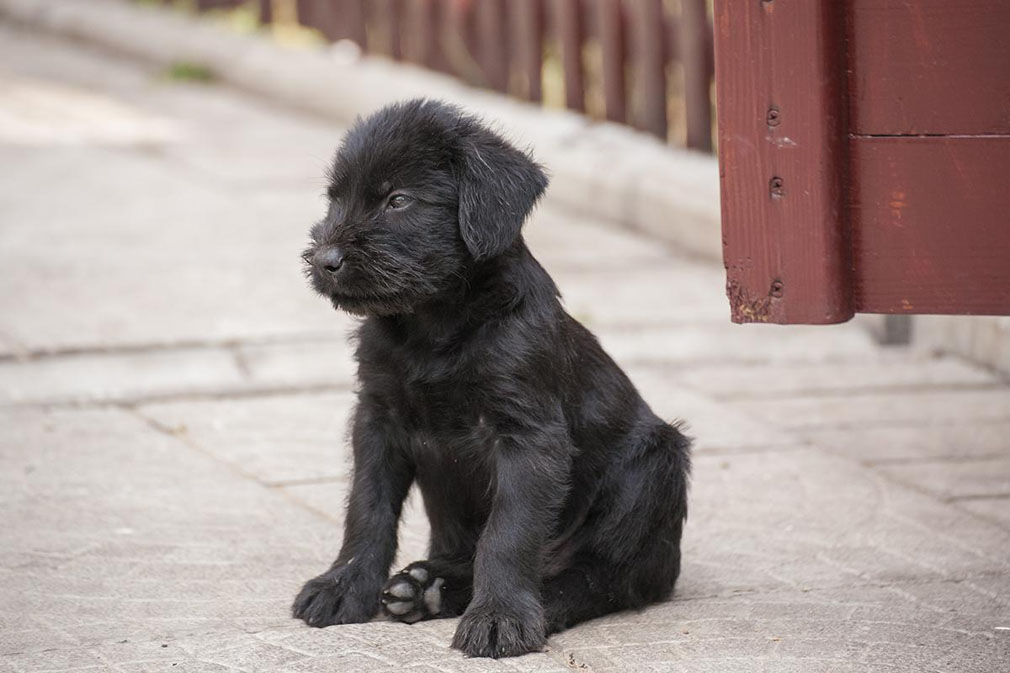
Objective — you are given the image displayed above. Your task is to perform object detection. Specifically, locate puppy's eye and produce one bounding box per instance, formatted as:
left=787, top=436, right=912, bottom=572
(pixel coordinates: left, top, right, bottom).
left=387, top=194, right=412, bottom=210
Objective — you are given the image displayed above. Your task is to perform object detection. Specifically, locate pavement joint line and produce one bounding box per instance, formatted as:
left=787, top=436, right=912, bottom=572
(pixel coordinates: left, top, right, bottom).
left=264, top=476, right=345, bottom=488
left=0, top=331, right=348, bottom=363
left=784, top=415, right=1010, bottom=432
left=668, top=573, right=1010, bottom=604
left=639, top=351, right=989, bottom=372
left=712, top=381, right=1009, bottom=401
left=623, top=355, right=891, bottom=368
left=863, top=454, right=1010, bottom=467
left=4, top=382, right=357, bottom=410
left=947, top=493, right=1010, bottom=502
left=689, top=443, right=813, bottom=456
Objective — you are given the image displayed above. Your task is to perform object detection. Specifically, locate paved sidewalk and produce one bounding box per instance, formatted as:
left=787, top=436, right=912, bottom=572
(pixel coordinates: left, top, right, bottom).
left=1, top=23, right=1009, bottom=673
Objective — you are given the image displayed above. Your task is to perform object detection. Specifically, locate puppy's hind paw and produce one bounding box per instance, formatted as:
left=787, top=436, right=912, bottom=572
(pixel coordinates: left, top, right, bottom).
left=381, top=561, right=445, bottom=624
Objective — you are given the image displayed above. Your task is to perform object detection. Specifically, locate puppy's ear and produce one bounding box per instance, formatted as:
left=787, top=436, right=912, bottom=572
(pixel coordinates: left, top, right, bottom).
left=457, top=127, right=548, bottom=261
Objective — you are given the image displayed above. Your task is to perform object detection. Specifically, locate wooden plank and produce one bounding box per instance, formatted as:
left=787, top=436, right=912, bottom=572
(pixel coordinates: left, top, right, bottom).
left=511, top=0, right=544, bottom=101
left=596, top=0, right=626, bottom=123
left=367, top=0, right=405, bottom=59
left=554, top=0, right=585, bottom=112
left=476, top=0, right=509, bottom=91
left=309, top=0, right=366, bottom=46
left=388, top=0, right=404, bottom=60
left=257, top=0, right=272, bottom=25
left=713, top=0, right=853, bottom=324
left=342, top=0, right=367, bottom=48
left=446, top=0, right=480, bottom=82
left=295, top=0, right=314, bottom=29
left=404, top=0, right=450, bottom=72
left=850, top=136, right=1010, bottom=315
left=631, top=0, right=666, bottom=139
left=849, top=0, right=1010, bottom=136
left=680, top=0, right=711, bottom=151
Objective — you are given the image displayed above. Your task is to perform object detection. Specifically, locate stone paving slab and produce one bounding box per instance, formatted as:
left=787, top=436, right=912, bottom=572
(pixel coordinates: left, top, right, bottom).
left=596, top=323, right=882, bottom=368
left=800, top=422, right=1010, bottom=464
left=0, top=142, right=348, bottom=354
left=550, top=263, right=731, bottom=328
left=875, top=457, right=1010, bottom=501
left=137, top=392, right=357, bottom=485
left=554, top=585, right=1009, bottom=673
left=677, top=355, right=999, bottom=398
left=0, top=347, right=244, bottom=406
left=734, top=389, right=1010, bottom=430
left=956, top=498, right=1010, bottom=529
left=0, top=408, right=336, bottom=643
left=625, top=367, right=796, bottom=452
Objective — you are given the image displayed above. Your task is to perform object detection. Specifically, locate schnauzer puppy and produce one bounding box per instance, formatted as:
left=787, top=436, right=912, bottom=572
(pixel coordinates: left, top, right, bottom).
left=293, top=99, right=691, bottom=658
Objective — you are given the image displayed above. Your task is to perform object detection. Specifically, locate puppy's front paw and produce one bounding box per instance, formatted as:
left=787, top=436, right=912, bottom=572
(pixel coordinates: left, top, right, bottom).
left=291, top=566, right=381, bottom=627
left=381, top=561, right=445, bottom=623
left=451, top=597, right=546, bottom=658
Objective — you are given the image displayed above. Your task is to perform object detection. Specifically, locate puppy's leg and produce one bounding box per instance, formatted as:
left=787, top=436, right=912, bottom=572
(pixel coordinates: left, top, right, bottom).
left=540, top=537, right=679, bottom=634
left=381, top=557, right=473, bottom=623
left=541, top=558, right=620, bottom=633
left=292, top=403, right=413, bottom=627
left=542, top=421, right=690, bottom=633
left=451, top=427, right=569, bottom=658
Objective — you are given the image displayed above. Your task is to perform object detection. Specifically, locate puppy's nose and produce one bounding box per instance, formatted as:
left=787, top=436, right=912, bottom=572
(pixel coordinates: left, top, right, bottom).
left=314, top=247, right=344, bottom=274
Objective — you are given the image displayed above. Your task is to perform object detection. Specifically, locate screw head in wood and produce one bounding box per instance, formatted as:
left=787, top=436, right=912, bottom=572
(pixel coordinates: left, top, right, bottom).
left=769, top=176, right=785, bottom=198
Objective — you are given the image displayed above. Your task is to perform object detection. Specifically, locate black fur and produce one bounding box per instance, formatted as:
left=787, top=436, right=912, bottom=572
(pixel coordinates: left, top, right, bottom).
left=292, top=100, right=691, bottom=658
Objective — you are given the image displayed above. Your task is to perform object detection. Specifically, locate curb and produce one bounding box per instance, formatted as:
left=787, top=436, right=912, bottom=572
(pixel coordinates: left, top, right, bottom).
left=0, top=0, right=723, bottom=261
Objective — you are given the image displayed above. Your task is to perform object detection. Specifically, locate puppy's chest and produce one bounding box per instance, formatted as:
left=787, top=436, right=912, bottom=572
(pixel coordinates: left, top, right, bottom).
left=389, top=368, right=498, bottom=454
left=400, top=374, right=486, bottom=429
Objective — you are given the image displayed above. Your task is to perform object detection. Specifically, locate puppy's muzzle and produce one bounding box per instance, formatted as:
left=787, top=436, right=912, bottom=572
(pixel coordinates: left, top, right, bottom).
left=313, top=246, right=345, bottom=275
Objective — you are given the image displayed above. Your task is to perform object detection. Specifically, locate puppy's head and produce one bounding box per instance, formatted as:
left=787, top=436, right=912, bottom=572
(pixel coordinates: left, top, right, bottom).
left=303, top=99, right=548, bottom=317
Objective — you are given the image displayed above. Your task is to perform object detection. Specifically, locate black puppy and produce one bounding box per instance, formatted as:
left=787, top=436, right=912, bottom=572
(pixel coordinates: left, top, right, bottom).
left=292, top=99, right=691, bottom=658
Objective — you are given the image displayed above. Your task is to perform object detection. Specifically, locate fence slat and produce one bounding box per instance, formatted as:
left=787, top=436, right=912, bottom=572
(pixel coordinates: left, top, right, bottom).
left=306, top=0, right=366, bottom=46
left=632, top=0, right=667, bottom=139
left=511, top=0, right=544, bottom=101
left=305, top=0, right=341, bottom=42
left=597, top=0, right=626, bottom=123
left=477, top=0, right=509, bottom=91
left=388, top=0, right=404, bottom=60
left=257, top=0, right=272, bottom=24
left=445, top=0, right=481, bottom=83
left=295, top=0, right=313, bottom=28
left=554, top=0, right=585, bottom=112
left=343, top=0, right=367, bottom=48
left=680, top=0, right=712, bottom=150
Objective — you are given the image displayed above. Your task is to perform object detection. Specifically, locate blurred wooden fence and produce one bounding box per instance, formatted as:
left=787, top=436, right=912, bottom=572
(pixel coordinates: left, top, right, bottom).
left=183, top=0, right=714, bottom=151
